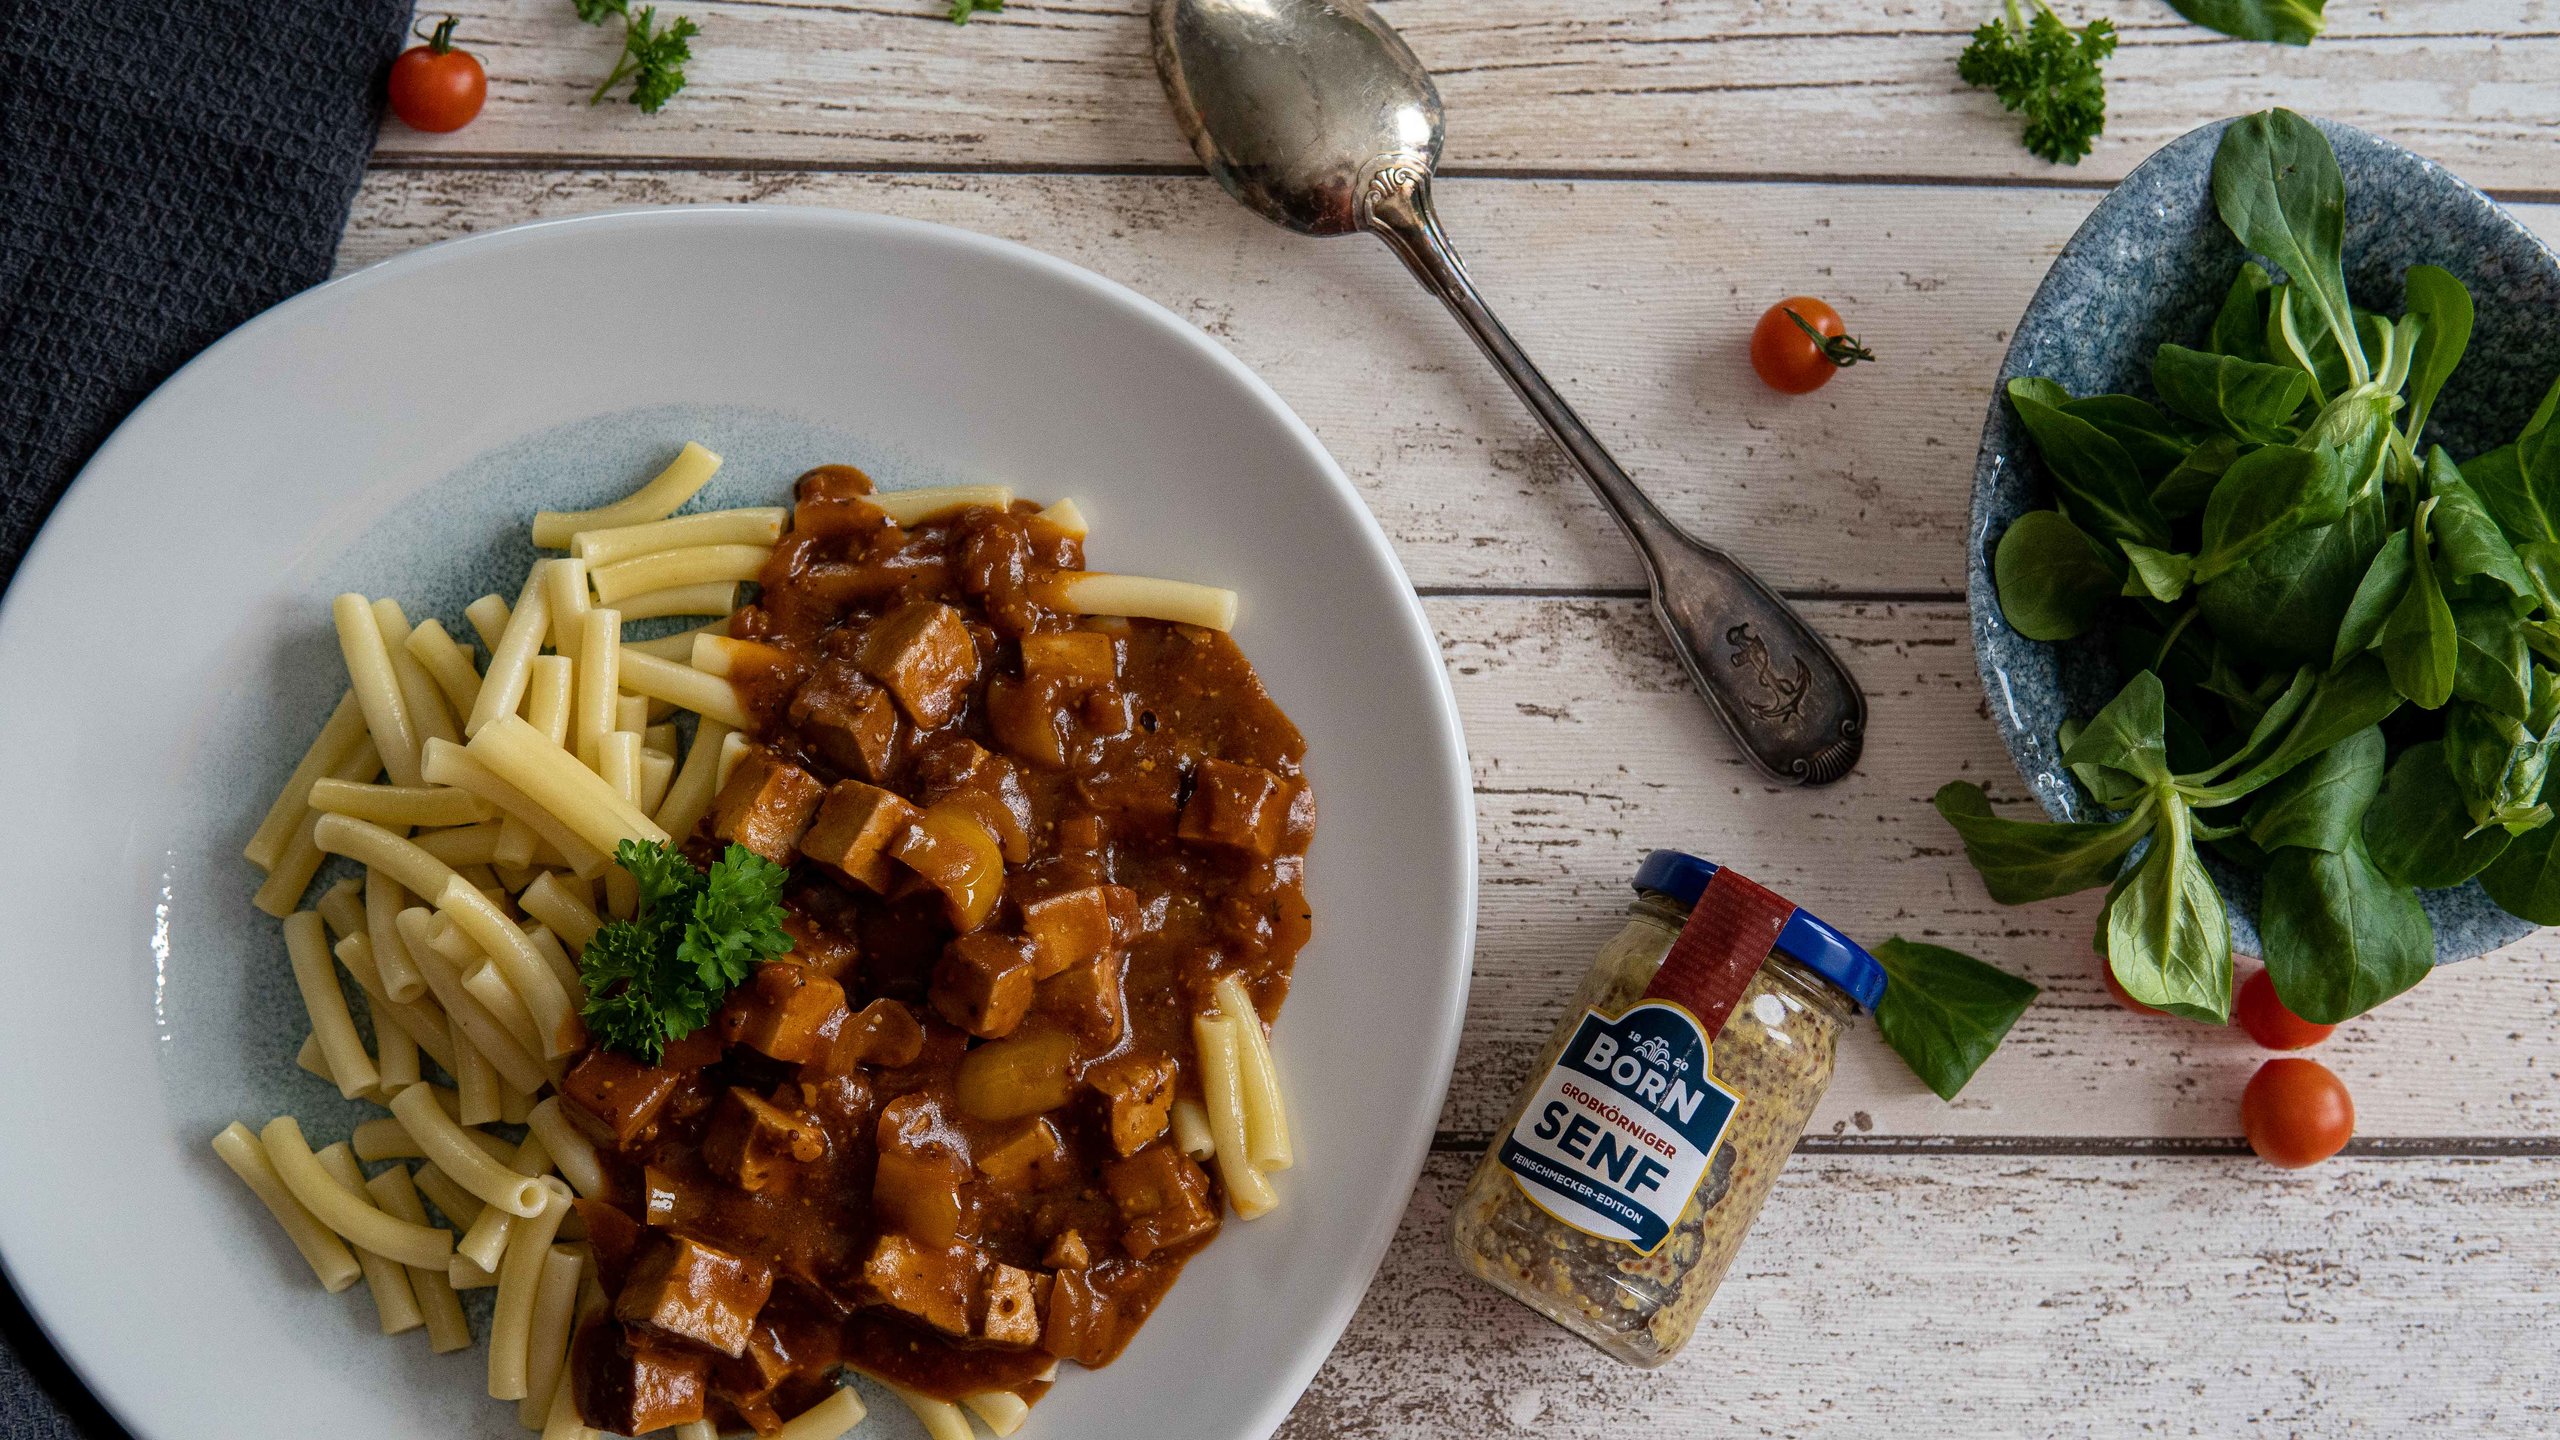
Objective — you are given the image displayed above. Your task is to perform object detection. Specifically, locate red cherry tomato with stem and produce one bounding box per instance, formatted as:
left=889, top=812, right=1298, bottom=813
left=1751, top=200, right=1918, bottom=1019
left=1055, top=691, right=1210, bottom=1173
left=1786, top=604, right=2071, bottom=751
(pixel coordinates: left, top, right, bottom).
left=2241, top=1057, right=2354, bottom=1169
left=1750, top=297, right=1877, bottom=394
left=389, top=16, right=487, bottom=134
left=2235, top=968, right=2336, bottom=1050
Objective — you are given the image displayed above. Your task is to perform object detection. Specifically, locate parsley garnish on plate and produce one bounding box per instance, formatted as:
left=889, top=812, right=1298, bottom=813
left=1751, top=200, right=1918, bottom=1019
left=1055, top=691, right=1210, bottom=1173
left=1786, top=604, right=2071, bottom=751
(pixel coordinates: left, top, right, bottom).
left=579, top=839, right=794, bottom=1063
left=573, top=0, right=701, bottom=114
left=1957, top=0, right=2117, bottom=166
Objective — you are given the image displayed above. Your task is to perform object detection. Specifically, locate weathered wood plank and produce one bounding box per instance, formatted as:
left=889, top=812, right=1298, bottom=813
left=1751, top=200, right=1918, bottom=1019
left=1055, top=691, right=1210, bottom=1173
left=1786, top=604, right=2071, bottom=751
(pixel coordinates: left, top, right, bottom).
left=1431, top=596, right=2560, bottom=1141
left=1278, top=1151, right=2560, bottom=1439
left=336, top=166, right=2560, bottom=595
left=380, top=2, right=2560, bottom=190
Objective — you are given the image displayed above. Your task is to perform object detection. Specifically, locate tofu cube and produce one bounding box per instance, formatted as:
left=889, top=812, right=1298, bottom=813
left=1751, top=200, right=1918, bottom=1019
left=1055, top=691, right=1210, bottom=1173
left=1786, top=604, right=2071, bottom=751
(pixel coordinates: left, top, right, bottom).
left=818, top=998, right=926, bottom=1072
left=1020, top=630, right=1117, bottom=693
left=1176, top=756, right=1291, bottom=859
left=701, top=1087, right=828, bottom=1194
left=1035, top=947, right=1126, bottom=1047
left=930, top=932, right=1038, bottom=1039
left=1102, top=1143, right=1220, bottom=1260
left=857, top=1233, right=974, bottom=1337
left=796, top=780, right=920, bottom=891
left=572, top=1322, right=709, bottom=1435
left=614, top=1235, right=775, bottom=1359
left=1042, top=1228, right=1090, bottom=1271
left=1087, top=1052, right=1176, bottom=1157
left=978, top=1264, right=1042, bottom=1348
left=709, top=747, right=825, bottom=864
left=974, top=1117, right=1067, bottom=1189
left=1020, top=884, right=1128, bottom=980
left=561, top=1049, right=682, bottom=1148
left=719, top=960, right=847, bottom=1065
left=788, top=661, right=902, bottom=782
left=859, top=601, right=979, bottom=727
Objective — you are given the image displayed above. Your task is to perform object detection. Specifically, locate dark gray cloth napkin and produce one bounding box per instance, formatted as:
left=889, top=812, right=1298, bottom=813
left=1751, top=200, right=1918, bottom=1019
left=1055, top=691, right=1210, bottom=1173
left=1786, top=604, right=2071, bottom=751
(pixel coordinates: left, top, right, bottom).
left=0, top=0, right=410, bottom=1433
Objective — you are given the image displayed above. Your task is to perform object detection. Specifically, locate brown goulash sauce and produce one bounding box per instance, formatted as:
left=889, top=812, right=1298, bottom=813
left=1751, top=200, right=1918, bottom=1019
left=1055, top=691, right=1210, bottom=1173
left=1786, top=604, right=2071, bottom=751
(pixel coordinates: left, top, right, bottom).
left=562, top=466, right=1313, bottom=1435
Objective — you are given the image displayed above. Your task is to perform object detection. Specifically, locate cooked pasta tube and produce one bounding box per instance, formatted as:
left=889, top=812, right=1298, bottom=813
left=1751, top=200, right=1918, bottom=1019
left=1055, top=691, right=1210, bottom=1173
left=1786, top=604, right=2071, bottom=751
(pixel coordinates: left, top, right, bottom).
left=1192, top=1012, right=1277, bottom=1219
left=469, top=567, right=554, bottom=738
left=467, top=714, right=669, bottom=857
left=573, top=507, right=786, bottom=565
left=331, top=935, right=457, bottom=1072
left=413, top=819, right=507, bottom=866
left=690, top=632, right=787, bottom=679
left=640, top=721, right=679, bottom=757
left=500, top=1081, right=537, bottom=1126
left=773, top=1385, right=871, bottom=1440
left=523, top=923, right=585, bottom=1013
left=258, top=1117, right=455, bottom=1269
left=389, top=1083, right=547, bottom=1218
left=252, top=737, right=382, bottom=918
left=525, top=1097, right=607, bottom=1199
left=526, top=654, right=575, bottom=747
left=546, top=555, right=593, bottom=658
left=396, top=914, right=550, bottom=1094
left=1214, top=973, right=1292, bottom=1172
left=538, top=1354, right=589, bottom=1440
left=421, top=739, right=614, bottom=879
left=616, top=585, right=740, bottom=626
left=495, top=814, right=541, bottom=869
left=463, top=961, right=550, bottom=1070
left=638, top=747, right=676, bottom=815
left=1051, top=572, right=1239, bottom=631
left=330, top=931, right=385, bottom=998
left=651, top=717, right=733, bottom=839
left=284, top=912, right=378, bottom=1100
left=294, top=1032, right=344, bottom=1091
left=464, top=593, right=512, bottom=650
left=964, top=1390, right=1031, bottom=1437
left=312, top=876, right=366, bottom=940
left=487, top=1178, right=572, bottom=1400
left=368, top=1164, right=474, bottom=1353
left=588, top=543, right=770, bottom=606
left=530, top=442, right=722, bottom=548
left=675, top=1421, right=719, bottom=1440
left=311, top=813, right=464, bottom=913
left=715, top=731, right=752, bottom=790
left=245, top=691, right=364, bottom=870
left=451, top=1017, right=502, bottom=1126
left=871, top=484, right=1013, bottom=526
left=1171, top=1098, right=1215, bottom=1160
left=519, top=871, right=603, bottom=953
left=517, top=1245, right=585, bottom=1429
left=404, top=617, right=485, bottom=718
left=312, top=1142, right=425, bottom=1335
left=375, top=1011, right=422, bottom=1092
left=309, top=779, right=496, bottom=828
left=615, top=647, right=753, bottom=731
left=458, top=1131, right=554, bottom=1273
left=372, top=598, right=461, bottom=749
left=883, top=1382, right=969, bottom=1440
left=212, top=1122, right=360, bottom=1292
left=333, top=594, right=425, bottom=786
left=439, top=875, right=576, bottom=1057
left=450, top=1256, right=499, bottom=1291
left=365, top=866, right=427, bottom=1003
left=1037, top=496, right=1089, bottom=537
left=412, top=1163, right=485, bottom=1231
left=615, top=694, right=649, bottom=735
left=351, top=1116, right=422, bottom=1163
left=575, top=606, right=621, bottom=767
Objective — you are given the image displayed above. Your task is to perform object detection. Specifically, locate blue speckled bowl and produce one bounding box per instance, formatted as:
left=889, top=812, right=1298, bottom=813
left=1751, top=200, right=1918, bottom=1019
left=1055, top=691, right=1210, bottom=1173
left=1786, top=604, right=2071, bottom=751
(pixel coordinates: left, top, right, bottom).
left=1969, top=116, right=2560, bottom=963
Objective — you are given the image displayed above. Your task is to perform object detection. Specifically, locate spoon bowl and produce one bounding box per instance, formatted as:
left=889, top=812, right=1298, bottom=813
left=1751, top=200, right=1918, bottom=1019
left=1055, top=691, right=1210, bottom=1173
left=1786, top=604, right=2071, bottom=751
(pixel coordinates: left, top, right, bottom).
left=1153, top=0, right=1868, bottom=784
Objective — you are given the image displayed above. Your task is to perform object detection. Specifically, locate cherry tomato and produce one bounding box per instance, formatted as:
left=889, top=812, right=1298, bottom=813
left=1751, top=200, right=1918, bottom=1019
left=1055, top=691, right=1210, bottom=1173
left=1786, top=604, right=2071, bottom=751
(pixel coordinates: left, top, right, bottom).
left=2241, top=1057, right=2355, bottom=1169
left=2235, top=968, right=2336, bottom=1050
left=1749, top=296, right=1876, bottom=394
left=2102, top=961, right=2166, bottom=1016
left=389, top=17, right=487, bottom=134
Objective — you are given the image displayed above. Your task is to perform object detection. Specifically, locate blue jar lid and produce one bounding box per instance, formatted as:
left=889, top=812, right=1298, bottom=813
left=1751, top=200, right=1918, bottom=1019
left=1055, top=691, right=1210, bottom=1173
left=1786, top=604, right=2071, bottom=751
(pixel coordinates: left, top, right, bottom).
left=1631, top=850, right=1886, bottom=1011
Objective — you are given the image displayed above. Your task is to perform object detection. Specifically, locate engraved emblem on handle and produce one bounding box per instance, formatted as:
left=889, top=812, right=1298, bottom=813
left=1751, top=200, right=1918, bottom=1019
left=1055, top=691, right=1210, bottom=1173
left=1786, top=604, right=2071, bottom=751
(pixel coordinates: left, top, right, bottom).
left=1364, top=161, right=1428, bottom=209
left=1724, top=623, right=1811, bottom=724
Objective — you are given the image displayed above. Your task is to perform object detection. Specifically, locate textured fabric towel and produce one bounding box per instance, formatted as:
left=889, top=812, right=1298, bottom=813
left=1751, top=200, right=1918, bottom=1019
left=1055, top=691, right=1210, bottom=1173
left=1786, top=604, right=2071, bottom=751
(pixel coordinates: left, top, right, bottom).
left=0, top=1, right=409, bottom=1433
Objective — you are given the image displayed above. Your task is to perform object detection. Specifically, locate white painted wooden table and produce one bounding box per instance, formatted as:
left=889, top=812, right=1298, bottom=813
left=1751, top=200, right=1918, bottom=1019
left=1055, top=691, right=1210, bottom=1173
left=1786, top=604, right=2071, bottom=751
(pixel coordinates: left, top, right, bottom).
left=345, top=5, right=2560, bottom=1432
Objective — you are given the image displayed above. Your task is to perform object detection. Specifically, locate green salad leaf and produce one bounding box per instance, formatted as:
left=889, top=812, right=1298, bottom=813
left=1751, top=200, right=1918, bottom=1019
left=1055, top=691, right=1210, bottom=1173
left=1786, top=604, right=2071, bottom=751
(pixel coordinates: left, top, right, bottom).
left=2164, top=0, right=2326, bottom=46
left=1871, top=938, right=2040, bottom=1100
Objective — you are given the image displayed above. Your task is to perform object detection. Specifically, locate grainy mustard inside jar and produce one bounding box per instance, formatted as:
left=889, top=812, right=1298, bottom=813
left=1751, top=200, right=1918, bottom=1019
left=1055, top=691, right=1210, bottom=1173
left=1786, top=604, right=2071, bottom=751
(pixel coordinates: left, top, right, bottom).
left=1451, top=851, right=1884, bottom=1367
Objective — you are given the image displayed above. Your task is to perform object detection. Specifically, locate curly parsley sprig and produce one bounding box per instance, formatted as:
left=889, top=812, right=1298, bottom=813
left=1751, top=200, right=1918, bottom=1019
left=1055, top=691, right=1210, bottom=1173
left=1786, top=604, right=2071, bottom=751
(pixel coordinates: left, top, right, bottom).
left=1956, top=0, right=2116, bottom=166
left=578, top=839, right=794, bottom=1062
left=573, top=0, right=700, bottom=114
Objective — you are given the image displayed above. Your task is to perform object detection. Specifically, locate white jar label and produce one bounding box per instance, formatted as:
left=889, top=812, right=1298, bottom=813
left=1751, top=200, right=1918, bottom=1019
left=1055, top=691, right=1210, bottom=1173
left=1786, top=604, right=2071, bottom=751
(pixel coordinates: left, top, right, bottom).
left=1495, top=1002, right=1739, bottom=1253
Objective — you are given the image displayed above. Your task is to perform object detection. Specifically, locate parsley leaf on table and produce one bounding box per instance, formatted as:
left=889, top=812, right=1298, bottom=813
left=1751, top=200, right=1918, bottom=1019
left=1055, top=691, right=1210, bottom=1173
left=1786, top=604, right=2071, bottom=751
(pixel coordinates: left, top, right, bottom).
left=578, top=839, right=794, bottom=1062
left=573, top=0, right=701, bottom=114
left=1957, top=0, right=2117, bottom=166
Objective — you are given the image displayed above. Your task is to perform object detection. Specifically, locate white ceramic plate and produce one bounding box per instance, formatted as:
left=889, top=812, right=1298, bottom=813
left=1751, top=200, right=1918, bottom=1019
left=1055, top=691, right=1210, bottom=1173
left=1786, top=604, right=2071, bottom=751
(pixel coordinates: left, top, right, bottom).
left=0, top=208, right=1475, bottom=1440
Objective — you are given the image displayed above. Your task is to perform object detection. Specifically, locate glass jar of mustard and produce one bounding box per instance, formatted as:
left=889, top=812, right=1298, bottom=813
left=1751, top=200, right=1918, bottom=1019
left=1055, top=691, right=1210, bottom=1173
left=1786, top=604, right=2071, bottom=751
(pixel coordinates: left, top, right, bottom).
left=1451, top=850, right=1884, bottom=1367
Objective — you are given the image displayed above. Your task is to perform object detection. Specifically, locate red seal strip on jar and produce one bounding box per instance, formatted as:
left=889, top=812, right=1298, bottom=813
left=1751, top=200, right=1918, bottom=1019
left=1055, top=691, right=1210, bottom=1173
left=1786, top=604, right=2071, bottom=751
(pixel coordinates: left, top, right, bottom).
left=1495, top=867, right=1799, bottom=1252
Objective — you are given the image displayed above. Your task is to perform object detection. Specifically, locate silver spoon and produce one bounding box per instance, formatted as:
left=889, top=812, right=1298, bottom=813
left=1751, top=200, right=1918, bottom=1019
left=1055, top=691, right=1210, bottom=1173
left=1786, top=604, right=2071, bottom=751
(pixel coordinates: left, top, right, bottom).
left=1151, top=0, right=1866, bottom=785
